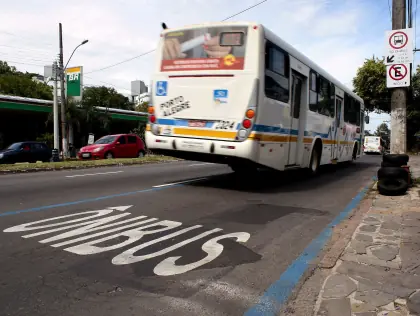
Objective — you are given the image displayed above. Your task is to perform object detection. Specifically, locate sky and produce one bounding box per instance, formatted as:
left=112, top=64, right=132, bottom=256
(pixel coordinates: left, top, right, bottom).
left=0, top=0, right=419, bottom=132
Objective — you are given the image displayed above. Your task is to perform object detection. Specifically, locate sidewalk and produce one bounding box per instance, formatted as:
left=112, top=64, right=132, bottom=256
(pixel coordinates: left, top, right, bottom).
left=313, top=156, right=420, bottom=316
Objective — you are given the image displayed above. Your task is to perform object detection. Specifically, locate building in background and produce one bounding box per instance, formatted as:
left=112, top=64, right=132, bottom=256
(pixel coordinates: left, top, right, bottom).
left=131, top=80, right=148, bottom=104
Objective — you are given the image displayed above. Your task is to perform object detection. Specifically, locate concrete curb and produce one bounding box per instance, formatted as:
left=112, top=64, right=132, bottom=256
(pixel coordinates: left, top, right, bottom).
left=319, top=180, right=377, bottom=269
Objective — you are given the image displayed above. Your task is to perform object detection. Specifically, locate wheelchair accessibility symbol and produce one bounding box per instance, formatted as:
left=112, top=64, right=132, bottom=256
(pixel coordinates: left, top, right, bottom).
left=156, top=81, right=168, bottom=96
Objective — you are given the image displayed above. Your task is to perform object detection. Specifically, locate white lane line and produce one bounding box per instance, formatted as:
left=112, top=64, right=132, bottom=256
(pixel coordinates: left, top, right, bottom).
left=188, top=163, right=214, bottom=167
left=153, top=177, right=207, bottom=188
left=65, top=171, right=124, bottom=178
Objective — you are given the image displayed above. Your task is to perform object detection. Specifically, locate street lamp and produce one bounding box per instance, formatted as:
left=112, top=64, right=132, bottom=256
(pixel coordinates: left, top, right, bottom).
left=64, top=39, right=89, bottom=70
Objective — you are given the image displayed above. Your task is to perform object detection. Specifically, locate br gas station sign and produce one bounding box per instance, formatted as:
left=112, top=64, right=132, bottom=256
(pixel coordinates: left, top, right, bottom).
left=66, top=66, right=83, bottom=101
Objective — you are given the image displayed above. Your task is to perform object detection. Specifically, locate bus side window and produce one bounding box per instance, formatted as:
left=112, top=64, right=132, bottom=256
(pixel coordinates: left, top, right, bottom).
left=264, top=41, right=290, bottom=103
left=317, top=77, right=334, bottom=117
left=309, top=71, right=318, bottom=112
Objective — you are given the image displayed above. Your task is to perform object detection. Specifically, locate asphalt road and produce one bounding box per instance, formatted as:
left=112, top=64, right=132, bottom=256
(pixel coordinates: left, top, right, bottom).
left=0, top=156, right=381, bottom=316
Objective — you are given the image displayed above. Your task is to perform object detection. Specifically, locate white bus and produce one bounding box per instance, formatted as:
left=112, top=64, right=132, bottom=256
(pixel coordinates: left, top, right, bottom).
left=363, top=136, right=386, bottom=154
left=145, top=22, right=368, bottom=174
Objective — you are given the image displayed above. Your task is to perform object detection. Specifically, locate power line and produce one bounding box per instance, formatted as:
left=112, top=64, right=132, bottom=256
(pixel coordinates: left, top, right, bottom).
left=0, top=60, right=45, bottom=67
left=0, top=30, right=55, bottom=47
left=84, top=75, right=132, bottom=92
left=221, top=0, right=268, bottom=21
left=85, top=49, right=155, bottom=74
left=0, top=44, right=54, bottom=56
left=85, top=0, right=269, bottom=74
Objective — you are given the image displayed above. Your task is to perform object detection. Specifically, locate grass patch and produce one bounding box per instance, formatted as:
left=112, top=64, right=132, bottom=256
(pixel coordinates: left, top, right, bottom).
left=0, top=155, right=179, bottom=174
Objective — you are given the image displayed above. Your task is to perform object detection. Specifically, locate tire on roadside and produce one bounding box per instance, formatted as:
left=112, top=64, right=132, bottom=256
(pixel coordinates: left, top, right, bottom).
left=377, top=177, right=409, bottom=196
left=381, top=161, right=404, bottom=168
left=377, top=166, right=409, bottom=180
left=383, top=154, right=409, bottom=166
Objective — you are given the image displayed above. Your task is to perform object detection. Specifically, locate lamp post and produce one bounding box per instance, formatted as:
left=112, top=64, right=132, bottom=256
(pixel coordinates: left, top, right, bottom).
left=58, top=22, right=88, bottom=158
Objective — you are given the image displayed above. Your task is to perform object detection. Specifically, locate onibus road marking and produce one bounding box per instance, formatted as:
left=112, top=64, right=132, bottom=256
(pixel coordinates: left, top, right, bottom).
left=3, top=205, right=251, bottom=276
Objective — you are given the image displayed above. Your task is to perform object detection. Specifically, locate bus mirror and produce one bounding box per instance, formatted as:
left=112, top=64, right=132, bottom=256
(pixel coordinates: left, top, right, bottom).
left=365, top=115, right=370, bottom=124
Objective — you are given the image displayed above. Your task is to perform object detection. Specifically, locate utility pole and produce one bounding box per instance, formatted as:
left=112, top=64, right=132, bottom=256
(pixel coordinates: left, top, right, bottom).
left=59, top=23, right=68, bottom=158
left=53, top=61, right=59, bottom=151
left=390, top=0, right=407, bottom=154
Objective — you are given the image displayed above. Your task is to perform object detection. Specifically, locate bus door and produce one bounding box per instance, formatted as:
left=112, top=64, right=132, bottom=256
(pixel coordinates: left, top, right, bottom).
left=287, top=71, right=304, bottom=165
left=333, top=96, right=343, bottom=160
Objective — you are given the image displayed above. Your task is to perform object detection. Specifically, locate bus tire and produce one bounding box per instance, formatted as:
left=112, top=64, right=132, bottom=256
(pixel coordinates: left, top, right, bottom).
left=377, top=167, right=409, bottom=180
left=381, top=161, right=403, bottom=168
left=351, top=144, right=358, bottom=162
left=377, top=178, right=409, bottom=196
left=383, top=154, right=409, bottom=166
left=308, top=144, right=321, bottom=175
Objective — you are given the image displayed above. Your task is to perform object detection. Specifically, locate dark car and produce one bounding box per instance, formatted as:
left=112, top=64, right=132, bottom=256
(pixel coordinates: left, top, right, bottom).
left=0, top=141, right=52, bottom=164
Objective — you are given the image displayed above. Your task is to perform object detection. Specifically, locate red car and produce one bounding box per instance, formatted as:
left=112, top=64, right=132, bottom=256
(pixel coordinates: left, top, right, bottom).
left=78, top=134, right=146, bottom=160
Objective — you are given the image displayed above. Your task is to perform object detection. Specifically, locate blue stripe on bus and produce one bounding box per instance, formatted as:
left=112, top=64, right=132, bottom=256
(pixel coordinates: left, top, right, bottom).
left=156, top=118, right=333, bottom=139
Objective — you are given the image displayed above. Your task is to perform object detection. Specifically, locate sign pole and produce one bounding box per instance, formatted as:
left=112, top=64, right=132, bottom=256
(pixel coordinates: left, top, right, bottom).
left=59, top=23, right=68, bottom=159
left=390, top=0, right=407, bottom=154
left=53, top=61, right=60, bottom=151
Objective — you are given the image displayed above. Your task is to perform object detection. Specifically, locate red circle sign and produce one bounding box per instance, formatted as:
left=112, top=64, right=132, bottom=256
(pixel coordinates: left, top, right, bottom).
left=389, top=64, right=408, bottom=81
left=389, top=31, right=408, bottom=49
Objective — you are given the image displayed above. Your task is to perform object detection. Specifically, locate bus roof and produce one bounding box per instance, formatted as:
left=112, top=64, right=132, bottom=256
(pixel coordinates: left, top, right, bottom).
left=161, top=21, right=364, bottom=106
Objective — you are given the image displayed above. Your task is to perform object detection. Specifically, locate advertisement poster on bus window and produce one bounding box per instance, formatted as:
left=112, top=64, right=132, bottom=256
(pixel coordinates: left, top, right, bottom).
left=161, top=26, right=248, bottom=72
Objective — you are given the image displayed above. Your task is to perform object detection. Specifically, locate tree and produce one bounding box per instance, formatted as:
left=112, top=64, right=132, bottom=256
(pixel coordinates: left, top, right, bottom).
left=374, top=122, right=390, bottom=137
left=136, top=101, right=149, bottom=113
left=353, top=57, right=420, bottom=150
left=352, top=57, right=389, bottom=113
left=82, top=86, right=134, bottom=110
left=0, top=60, right=53, bottom=100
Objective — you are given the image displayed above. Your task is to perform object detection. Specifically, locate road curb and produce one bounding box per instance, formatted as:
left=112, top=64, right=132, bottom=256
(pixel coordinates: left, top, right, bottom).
left=0, top=158, right=182, bottom=175
left=280, top=181, right=377, bottom=314
left=318, top=180, right=377, bottom=269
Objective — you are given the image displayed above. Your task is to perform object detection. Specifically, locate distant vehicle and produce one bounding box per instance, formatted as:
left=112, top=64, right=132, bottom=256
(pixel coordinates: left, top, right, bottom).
left=146, top=21, right=367, bottom=174
left=0, top=141, right=52, bottom=164
left=78, top=134, right=146, bottom=160
left=363, top=136, right=386, bottom=154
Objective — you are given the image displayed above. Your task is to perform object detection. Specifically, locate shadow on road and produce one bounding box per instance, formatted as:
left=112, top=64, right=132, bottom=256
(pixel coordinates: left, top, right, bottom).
left=182, top=157, right=381, bottom=194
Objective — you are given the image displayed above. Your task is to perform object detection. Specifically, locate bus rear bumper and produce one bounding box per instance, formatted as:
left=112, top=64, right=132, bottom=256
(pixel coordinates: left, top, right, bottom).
left=145, top=131, right=259, bottom=164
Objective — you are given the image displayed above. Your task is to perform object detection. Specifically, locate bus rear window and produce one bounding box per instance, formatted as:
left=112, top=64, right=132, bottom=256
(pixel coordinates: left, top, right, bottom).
left=365, top=137, right=380, bottom=144
left=161, top=26, right=248, bottom=72
left=219, top=32, right=244, bottom=46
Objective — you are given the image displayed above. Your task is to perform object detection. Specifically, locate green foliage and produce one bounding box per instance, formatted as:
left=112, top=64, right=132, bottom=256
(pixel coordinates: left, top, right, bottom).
left=130, top=124, right=146, bottom=141
left=353, top=58, right=420, bottom=150
left=0, top=61, right=17, bottom=75
left=374, top=122, right=390, bottom=137
left=0, top=60, right=53, bottom=100
left=136, top=101, right=149, bottom=113
left=82, top=86, right=134, bottom=110
left=352, top=57, right=389, bottom=113
left=36, top=133, right=54, bottom=148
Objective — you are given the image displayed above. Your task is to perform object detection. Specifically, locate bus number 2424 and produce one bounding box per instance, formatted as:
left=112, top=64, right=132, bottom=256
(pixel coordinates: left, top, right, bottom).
left=215, top=121, right=235, bottom=130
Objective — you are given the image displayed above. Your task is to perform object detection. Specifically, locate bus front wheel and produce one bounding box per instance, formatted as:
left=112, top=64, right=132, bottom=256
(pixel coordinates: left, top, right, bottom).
left=308, top=146, right=321, bottom=176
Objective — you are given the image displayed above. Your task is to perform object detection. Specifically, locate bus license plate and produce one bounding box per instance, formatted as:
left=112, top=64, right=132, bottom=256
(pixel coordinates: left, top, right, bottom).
left=188, top=121, right=206, bottom=127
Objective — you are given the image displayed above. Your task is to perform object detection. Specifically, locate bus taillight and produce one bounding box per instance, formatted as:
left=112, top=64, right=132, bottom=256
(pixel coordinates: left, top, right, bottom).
left=150, top=115, right=156, bottom=123
left=246, top=109, right=255, bottom=119
left=148, top=106, right=155, bottom=114
left=242, top=119, right=252, bottom=129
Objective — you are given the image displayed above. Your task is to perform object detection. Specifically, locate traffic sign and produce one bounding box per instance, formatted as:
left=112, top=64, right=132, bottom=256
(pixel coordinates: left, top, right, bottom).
left=386, top=63, right=410, bottom=88
left=384, top=28, right=413, bottom=65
